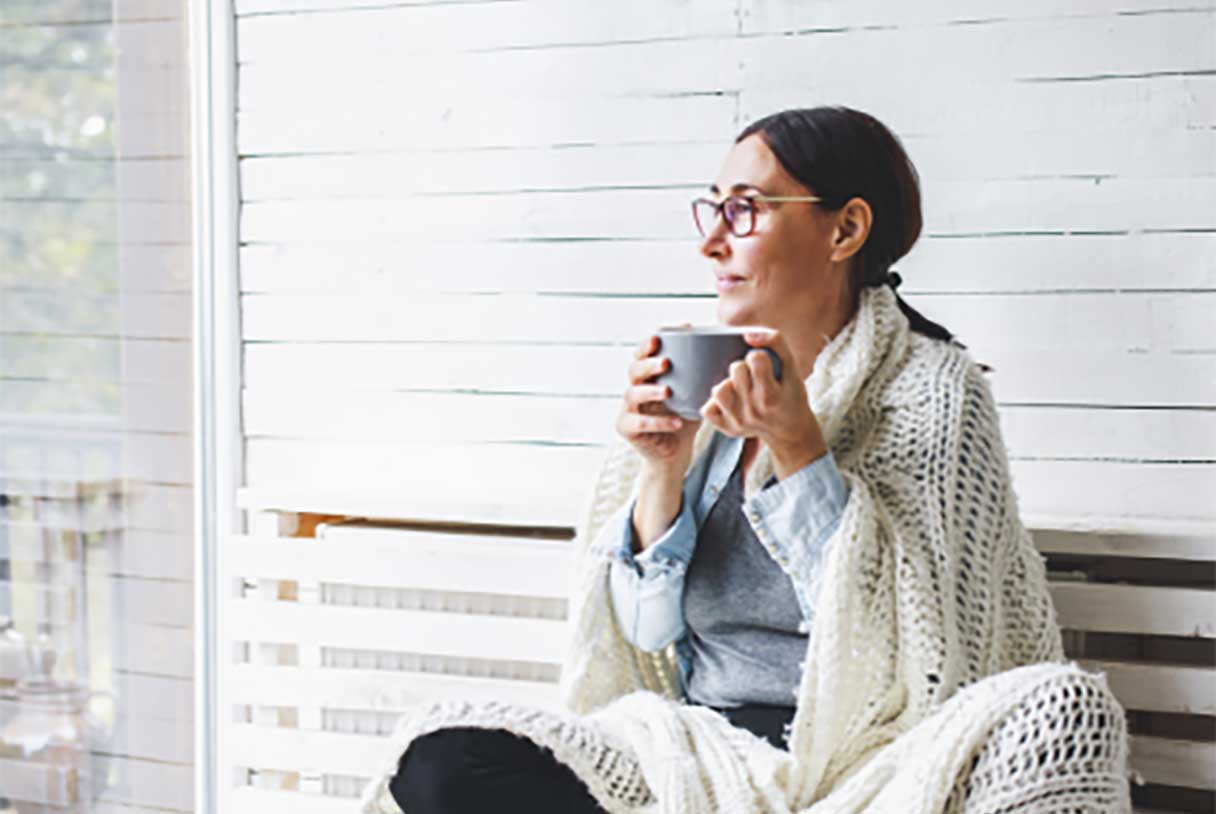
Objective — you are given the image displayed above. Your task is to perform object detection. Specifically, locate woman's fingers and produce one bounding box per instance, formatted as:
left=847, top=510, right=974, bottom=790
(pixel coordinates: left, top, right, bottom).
left=620, top=411, right=683, bottom=435
left=628, top=354, right=669, bottom=385
left=624, top=384, right=670, bottom=410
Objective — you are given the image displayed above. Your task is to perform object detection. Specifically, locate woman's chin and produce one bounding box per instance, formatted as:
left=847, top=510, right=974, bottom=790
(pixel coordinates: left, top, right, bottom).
left=717, top=300, right=753, bottom=327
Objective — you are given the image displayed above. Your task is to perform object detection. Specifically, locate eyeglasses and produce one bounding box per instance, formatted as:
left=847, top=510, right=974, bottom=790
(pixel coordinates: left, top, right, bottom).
left=691, top=194, right=823, bottom=238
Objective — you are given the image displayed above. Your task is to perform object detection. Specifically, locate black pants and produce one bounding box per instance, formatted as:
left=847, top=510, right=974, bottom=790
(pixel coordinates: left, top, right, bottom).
left=389, top=702, right=795, bottom=814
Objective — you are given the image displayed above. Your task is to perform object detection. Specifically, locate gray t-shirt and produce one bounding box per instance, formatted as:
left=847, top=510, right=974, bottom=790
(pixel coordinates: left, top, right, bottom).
left=682, top=456, right=808, bottom=708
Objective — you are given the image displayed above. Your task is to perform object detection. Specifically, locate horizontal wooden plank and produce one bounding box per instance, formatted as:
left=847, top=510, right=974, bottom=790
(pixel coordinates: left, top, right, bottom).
left=1033, top=529, right=1214, bottom=561
left=220, top=599, right=569, bottom=662
left=238, top=141, right=726, bottom=199
left=1012, top=460, right=1216, bottom=528
left=238, top=66, right=1212, bottom=156
left=1000, top=406, right=1214, bottom=462
left=225, top=723, right=383, bottom=777
left=221, top=532, right=574, bottom=595
left=234, top=484, right=1216, bottom=545
left=240, top=290, right=1214, bottom=352
left=239, top=13, right=1212, bottom=98
left=224, top=663, right=559, bottom=711
left=740, top=13, right=1215, bottom=86
left=241, top=341, right=1216, bottom=408
left=1079, top=660, right=1215, bottom=716
left=1052, top=582, right=1215, bottom=638
left=238, top=231, right=1216, bottom=296
left=238, top=128, right=1214, bottom=205
left=236, top=0, right=734, bottom=59
left=243, top=387, right=1214, bottom=461
left=237, top=484, right=585, bottom=529
left=237, top=94, right=738, bottom=155
left=239, top=178, right=1215, bottom=242
left=238, top=40, right=736, bottom=105
left=1129, top=736, right=1216, bottom=791
left=243, top=440, right=1216, bottom=527
left=747, top=71, right=1215, bottom=150
left=741, top=0, right=1216, bottom=32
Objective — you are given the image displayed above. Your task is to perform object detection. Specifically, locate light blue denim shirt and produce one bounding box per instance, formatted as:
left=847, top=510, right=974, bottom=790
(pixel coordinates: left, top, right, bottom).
left=599, top=430, right=850, bottom=699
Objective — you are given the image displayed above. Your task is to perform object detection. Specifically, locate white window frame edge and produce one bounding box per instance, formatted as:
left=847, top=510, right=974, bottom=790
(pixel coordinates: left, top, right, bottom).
left=189, top=1, right=242, bottom=812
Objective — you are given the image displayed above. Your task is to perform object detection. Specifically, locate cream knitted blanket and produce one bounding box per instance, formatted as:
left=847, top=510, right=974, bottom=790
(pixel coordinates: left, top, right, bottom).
left=360, top=285, right=1131, bottom=813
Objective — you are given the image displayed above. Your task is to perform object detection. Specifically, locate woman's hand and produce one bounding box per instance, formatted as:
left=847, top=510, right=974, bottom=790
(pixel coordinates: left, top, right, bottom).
left=699, top=330, right=828, bottom=480
left=616, top=333, right=703, bottom=475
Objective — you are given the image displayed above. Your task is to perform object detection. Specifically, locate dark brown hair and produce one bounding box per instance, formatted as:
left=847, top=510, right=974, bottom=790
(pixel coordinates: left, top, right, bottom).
left=737, top=106, right=979, bottom=361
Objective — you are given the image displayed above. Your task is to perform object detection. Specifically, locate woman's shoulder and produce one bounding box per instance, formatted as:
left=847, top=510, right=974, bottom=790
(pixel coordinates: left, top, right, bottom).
left=881, top=333, right=994, bottom=418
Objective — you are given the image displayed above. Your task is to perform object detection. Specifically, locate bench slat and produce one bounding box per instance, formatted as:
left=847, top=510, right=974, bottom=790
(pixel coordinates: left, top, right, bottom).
left=1050, top=582, right=1215, bottom=638
left=1078, top=660, right=1216, bottom=716
left=225, top=663, right=559, bottom=711
left=220, top=599, right=568, bottom=663
left=220, top=533, right=575, bottom=597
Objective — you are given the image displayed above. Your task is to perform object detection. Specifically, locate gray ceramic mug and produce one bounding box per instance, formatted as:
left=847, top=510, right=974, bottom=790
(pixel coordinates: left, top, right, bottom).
left=654, top=325, right=783, bottom=420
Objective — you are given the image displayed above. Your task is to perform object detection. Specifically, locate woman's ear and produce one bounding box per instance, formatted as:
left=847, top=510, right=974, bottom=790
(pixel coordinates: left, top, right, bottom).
left=829, top=197, right=872, bottom=263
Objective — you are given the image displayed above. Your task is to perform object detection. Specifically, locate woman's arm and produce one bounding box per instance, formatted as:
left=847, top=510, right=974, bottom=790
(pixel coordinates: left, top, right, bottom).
left=741, top=449, right=851, bottom=620
left=606, top=495, right=697, bottom=652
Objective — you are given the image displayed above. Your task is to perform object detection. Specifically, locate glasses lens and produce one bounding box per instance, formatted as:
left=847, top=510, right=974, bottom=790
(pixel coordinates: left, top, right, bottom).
left=692, top=200, right=716, bottom=237
left=723, top=197, right=754, bottom=236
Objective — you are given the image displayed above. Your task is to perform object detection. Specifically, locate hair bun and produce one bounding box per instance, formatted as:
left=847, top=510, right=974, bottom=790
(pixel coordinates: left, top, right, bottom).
left=886, top=270, right=903, bottom=290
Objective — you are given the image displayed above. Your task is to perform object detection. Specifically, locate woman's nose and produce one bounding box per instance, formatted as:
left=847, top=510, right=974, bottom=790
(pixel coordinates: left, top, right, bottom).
left=699, top=216, right=730, bottom=258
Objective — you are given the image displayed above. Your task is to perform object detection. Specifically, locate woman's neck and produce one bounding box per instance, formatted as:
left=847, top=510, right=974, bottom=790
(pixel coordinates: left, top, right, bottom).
left=778, top=286, right=858, bottom=382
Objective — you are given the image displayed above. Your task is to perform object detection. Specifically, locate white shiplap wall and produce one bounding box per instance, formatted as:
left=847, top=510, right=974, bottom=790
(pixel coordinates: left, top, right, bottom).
left=234, top=0, right=1215, bottom=528
left=225, top=1, right=1215, bottom=810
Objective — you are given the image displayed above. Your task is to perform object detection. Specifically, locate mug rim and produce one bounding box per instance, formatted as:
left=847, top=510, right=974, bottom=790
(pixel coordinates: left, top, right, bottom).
left=656, top=324, right=775, bottom=335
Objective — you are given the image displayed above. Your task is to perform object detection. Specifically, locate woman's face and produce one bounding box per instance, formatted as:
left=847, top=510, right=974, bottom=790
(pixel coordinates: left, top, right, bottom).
left=700, top=133, right=860, bottom=331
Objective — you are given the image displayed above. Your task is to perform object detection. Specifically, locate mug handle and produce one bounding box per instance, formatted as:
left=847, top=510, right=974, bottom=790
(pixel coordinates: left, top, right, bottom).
left=758, top=347, right=783, bottom=383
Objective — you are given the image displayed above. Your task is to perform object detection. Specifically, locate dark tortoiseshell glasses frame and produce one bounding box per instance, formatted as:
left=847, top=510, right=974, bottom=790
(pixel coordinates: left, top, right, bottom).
left=691, top=194, right=824, bottom=238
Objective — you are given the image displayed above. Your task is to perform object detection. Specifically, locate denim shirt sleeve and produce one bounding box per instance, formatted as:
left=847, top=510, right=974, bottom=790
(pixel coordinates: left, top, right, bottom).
left=741, top=449, right=850, bottom=620
left=606, top=494, right=697, bottom=653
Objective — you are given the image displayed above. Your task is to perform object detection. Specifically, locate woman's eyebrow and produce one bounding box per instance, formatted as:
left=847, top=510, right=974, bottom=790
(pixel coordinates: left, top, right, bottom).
left=708, top=182, right=763, bottom=195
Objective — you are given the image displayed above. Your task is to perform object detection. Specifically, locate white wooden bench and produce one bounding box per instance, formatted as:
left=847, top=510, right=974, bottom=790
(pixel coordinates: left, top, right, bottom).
left=217, top=491, right=1214, bottom=813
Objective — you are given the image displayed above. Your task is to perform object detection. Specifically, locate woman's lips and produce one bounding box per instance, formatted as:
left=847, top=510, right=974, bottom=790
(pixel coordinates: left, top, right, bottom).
left=715, top=276, right=746, bottom=293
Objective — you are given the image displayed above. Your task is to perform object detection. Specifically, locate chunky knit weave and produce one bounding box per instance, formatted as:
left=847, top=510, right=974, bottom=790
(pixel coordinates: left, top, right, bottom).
left=360, top=285, right=1131, bottom=813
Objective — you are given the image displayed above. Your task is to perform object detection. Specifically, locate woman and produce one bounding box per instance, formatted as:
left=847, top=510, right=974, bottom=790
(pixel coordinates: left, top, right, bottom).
left=362, top=107, right=1130, bottom=814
